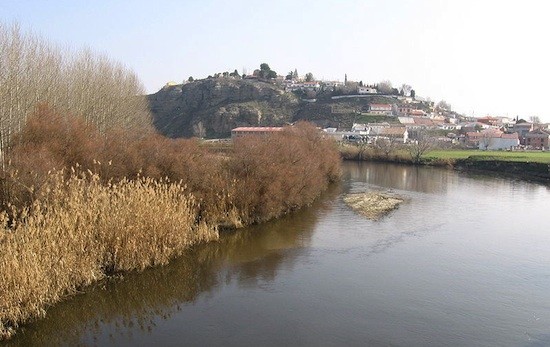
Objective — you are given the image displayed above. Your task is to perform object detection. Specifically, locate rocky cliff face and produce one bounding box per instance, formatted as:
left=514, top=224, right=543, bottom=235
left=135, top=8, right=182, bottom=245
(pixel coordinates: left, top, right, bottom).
left=149, top=78, right=299, bottom=138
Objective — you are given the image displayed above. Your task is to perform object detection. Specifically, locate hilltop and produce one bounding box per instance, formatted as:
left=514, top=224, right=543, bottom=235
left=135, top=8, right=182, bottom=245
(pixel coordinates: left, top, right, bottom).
left=148, top=76, right=436, bottom=138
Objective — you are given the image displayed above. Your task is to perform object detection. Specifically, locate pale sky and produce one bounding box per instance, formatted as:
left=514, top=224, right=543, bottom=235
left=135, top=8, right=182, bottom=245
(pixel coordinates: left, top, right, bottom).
left=2, top=0, right=549, bottom=121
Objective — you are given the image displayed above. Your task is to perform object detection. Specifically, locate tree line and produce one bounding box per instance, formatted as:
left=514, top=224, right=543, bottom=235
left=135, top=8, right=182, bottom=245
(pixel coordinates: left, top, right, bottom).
left=0, top=23, right=151, bottom=167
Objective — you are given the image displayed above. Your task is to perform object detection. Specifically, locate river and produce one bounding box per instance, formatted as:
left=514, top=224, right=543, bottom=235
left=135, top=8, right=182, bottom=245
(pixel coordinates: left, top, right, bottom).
left=4, top=161, right=550, bottom=347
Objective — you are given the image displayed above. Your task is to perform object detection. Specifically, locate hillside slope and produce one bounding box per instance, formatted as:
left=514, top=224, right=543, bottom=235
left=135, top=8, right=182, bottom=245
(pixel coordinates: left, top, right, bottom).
left=149, top=78, right=299, bottom=138
left=148, top=78, right=404, bottom=138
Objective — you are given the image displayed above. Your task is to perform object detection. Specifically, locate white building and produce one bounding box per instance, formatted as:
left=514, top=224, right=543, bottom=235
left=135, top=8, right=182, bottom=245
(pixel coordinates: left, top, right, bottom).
left=478, top=130, right=519, bottom=150
left=357, top=86, right=378, bottom=94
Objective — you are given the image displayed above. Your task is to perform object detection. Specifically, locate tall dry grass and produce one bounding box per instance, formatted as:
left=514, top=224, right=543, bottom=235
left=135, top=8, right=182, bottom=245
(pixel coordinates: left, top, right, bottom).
left=0, top=171, right=217, bottom=339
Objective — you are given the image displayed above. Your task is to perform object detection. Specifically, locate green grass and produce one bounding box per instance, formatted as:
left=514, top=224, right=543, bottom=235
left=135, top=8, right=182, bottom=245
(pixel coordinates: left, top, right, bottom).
left=424, top=150, right=550, bottom=164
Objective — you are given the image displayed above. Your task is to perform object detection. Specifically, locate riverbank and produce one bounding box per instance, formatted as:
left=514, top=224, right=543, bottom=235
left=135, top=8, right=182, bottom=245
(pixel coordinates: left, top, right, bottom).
left=0, top=116, right=341, bottom=340
left=340, top=145, right=550, bottom=183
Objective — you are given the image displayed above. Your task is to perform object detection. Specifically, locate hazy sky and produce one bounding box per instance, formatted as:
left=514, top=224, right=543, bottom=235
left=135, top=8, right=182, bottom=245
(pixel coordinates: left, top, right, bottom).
left=2, top=0, right=549, bottom=121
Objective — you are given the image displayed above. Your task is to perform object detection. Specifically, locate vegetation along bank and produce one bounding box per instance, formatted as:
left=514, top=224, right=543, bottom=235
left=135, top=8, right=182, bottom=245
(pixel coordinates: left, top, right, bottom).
left=0, top=23, right=341, bottom=340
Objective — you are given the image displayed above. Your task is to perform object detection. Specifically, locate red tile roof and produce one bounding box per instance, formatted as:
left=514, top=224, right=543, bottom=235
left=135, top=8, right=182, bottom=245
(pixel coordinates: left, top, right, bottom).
left=232, top=127, right=283, bottom=132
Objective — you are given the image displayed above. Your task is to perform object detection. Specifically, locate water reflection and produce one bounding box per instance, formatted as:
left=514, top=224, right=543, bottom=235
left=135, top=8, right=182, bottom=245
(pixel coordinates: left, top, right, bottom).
left=3, top=185, right=340, bottom=346
left=343, top=161, right=455, bottom=193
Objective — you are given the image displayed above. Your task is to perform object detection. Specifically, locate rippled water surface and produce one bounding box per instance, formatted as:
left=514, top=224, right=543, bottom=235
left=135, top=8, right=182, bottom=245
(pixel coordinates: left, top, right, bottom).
left=5, top=162, right=550, bottom=346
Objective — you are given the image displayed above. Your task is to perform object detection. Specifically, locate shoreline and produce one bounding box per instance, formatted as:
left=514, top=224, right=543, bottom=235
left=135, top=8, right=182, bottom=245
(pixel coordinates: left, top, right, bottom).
left=341, top=155, right=550, bottom=184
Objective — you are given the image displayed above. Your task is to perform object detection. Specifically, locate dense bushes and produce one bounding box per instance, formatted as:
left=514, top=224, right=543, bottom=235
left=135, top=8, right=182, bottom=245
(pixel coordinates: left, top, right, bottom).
left=0, top=105, right=341, bottom=339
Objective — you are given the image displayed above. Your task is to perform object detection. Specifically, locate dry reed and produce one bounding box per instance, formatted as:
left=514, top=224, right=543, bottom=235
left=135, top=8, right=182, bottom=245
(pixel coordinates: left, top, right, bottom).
left=0, top=171, right=218, bottom=339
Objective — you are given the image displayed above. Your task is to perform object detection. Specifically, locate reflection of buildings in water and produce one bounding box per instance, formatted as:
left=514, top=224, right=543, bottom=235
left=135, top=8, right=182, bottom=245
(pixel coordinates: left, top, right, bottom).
left=344, top=161, right=453, bottom=194
left=8, top=185, right=339, bottom=346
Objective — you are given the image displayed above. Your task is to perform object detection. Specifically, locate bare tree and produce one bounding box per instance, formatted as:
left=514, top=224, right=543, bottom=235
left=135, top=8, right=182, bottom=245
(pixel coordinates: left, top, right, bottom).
left=0, top=22, right=152, bottom=167
left=407, top=130, right=434, bottom=163
left=401, top=84, right=412, bottom=97
left=479, top=131, right=493, bottom=150
left=436, top=100, right=452, bottom=111
left=373, top=137, right=398, bottom=158
left=529, top=116, right=541, bottom=124
left=377, top=80, right=393, bottom=94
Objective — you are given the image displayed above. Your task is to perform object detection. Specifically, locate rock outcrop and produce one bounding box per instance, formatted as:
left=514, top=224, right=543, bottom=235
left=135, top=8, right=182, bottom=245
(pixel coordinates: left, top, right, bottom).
left=148, top=78, right=299, bottom=138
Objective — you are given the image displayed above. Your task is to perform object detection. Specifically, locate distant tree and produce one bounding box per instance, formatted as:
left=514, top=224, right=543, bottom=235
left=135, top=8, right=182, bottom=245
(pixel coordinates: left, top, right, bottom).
left=408, top=130, right=434, bottom=163
left=401, top=84, right=412, bottom=96
left=529, top=116, right=541, bottom=124
left=479, top=131, right=493, bottom=150
left=285, top=72, right=293, bottom=80
left=437, top=100, right=452, bottom=111
left=374, top=138, right=398, bottom=158
left=391, top=88, right=400, bottom=95
left=305, top=72, right=314, bottom=82
left=293, top=69, right=298, bottom=79
left=399, top=88, right=404, bottom=96
left=222, top=71, right=229, bottom=77
left=229, top=69, right=240, bottom=78
left=377, top=80, right=393, bottom=94
left=359, top=81, right=363, bottom=87
left=188, top=76, right=194, bottom=82
left=410, top=89, right=416, bottom=98
left=259, top=63, right=276, bottom=79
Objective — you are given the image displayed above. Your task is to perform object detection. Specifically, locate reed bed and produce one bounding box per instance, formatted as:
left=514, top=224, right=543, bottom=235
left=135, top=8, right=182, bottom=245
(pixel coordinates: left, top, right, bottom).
left=0, top=172, right=217, bottom=339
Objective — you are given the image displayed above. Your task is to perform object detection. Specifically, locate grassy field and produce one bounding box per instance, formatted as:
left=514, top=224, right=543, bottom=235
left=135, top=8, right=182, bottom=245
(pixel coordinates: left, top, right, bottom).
left=424, top=150, right=550, bottom=164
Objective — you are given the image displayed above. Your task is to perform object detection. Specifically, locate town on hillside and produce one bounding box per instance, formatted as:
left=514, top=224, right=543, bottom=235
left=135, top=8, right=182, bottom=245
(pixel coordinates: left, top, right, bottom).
left=179, top=64, right=550, bottom=151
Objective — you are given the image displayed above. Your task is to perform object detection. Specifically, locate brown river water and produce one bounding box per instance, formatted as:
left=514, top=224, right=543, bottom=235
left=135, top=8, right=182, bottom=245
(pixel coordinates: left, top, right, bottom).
left=4, top=161, right=550, bottom=346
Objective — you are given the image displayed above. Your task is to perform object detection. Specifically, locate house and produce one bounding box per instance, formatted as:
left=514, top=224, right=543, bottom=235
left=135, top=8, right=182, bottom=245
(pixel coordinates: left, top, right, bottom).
left=464, top=132, right=483, bottom=147
left=322, top=81, right=344, bottom=88
left=366, top=125, right=408, bottom=143
left=478, top=130, right=519, bottom=150
left=460, top=122, right=491, bottom=133
left=524, top=129, right=550, bottom=149
left=409, top=109, right=427, bottom=117
left=376, top=127, right=409, bottom=143
left=357, top=86, right=377, bottom=94
left=231, top=127, right=283, bottom=139
left=285, top=81, right=320, bottom=92
left=477, top=116, right=500, bottom=126
left=438, top=123, right=462, bottom=131
left=398, top=116, right=415, bottom=125
left=368, top=103, right=393, bottom=115
left=508, top=122, right=534, bottom=144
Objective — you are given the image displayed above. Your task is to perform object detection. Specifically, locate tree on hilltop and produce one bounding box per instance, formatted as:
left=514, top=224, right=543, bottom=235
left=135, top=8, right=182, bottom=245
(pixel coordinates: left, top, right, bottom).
left=437, top=100, right=452, bottom=111
left=188, top=76, right=194, bottom=82
left=377, top=80, right=393, bottom=94
left=305, top=72, right=314, bottom=82
left=401, top=84, right=412, bottom=97
left=259, top=63, right=277, bottom=79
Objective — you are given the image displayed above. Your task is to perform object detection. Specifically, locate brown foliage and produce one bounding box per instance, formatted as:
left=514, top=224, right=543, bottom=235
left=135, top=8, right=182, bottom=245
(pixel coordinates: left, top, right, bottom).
left=0, top=109, right=341, bottom=339
left=227, top=122, right=341, bottom=224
